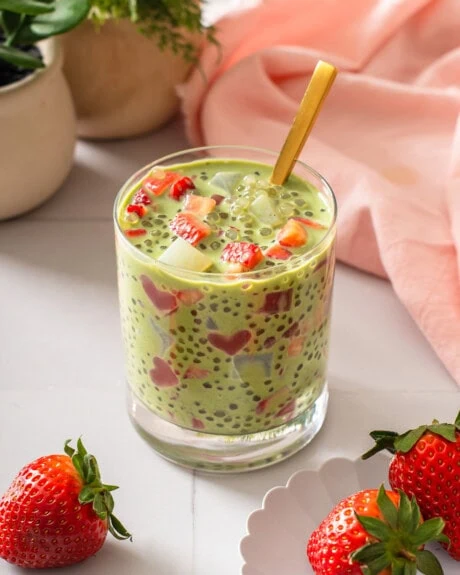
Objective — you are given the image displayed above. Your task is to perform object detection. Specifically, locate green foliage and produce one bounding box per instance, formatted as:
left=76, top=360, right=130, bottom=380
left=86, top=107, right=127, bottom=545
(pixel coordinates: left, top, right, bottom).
left=89, top=0, right=218, bottom=63
left=0, top=0, right=90, bottom=70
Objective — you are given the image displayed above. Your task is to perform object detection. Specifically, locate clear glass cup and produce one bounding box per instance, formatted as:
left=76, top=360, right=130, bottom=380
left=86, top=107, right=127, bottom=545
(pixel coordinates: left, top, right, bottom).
left=114, top=146, right=337, bottom=472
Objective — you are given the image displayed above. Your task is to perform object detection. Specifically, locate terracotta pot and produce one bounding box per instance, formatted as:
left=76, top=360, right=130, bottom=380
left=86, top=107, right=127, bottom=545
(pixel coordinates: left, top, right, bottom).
left=0, top=39, right=76, bottom=221
left=61, top=20, right=198, bottom=140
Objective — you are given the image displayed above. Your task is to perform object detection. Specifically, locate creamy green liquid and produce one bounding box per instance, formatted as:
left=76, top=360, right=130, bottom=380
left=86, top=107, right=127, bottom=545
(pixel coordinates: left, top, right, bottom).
left=116, top=158, right=335, bottom=435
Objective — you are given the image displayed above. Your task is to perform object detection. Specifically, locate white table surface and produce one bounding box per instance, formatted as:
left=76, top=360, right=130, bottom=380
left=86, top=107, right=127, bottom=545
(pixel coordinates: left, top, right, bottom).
left=0, top=114, right=458, bottom=575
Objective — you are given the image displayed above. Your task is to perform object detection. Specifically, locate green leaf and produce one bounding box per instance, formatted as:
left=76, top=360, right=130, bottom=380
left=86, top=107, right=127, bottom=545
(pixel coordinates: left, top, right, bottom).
left=85, top=455, right=97, bottom=484
left=377, top=485, right=398, bottom=528
left=409, top=497, right=421, bottom=531
left=77, top=437, right=88, bottom=457
left=455, top=411, right=460, bottom=428
left=412, top=518, right=446, bottom=546
left=434, top=533, right=450, bottom=545
left=394, top=426, right=427, bottom=453
left=366, top=554, right=392, bottom=575
left=93, top=493, right=107, bottom=520
left=103, top=491, right=114, bottom=514
left=351, top=542, right=387, bottom=564
left=416, top=550, right=444, bottom=575
left=16, top=0, right=90, bottom=43
left=0, top=10, right=22, bottom=35
left=78, top=485, right=95, bottom=504
left=0, top=0, right=54, bottom=15
left=64, top=439, right=75, bottom=458
left=109, top=513, right=132, bottom=541
left=103, top=484, right=119, bottom=492
left=355, top=514, right=391, bottom=541
left=403, top=562, right=417, bottom=575
left=397, top=491, right=413, bottom=532
left=71, top=452, right=85, bottom=479
left=428, top=423, right=457, bottom=443
left=0, top=45, right=45, bottom=69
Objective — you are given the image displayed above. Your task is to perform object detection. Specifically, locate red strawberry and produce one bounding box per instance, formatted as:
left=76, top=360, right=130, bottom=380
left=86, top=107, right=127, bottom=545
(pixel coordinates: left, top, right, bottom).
left=362, top=411, right=460, bottom=560
left=142, top=170, right=179, bottom=196
left=170, top=176, right=195, bottom=201
left=265, top=244, right=292, bottom=260
left=169, top=212, right=211, bottom=246
left=184, top=194, right=216, bottom=215
left=125, top=228, right=146, bottom=237
left=307, top=485, right=447, bottom=575
left=293, top=216, right=327, bottom=229
left=132, top=190, right=151, bottom=205
left=277, top=219, right=308, bottom=247
left=126, top=204, right=148, bottom=218
left=0, top=439, right=130, bottom=569
left=221, top=242, right=263, bottom=271
left=211, top=194, right=225, bottom=205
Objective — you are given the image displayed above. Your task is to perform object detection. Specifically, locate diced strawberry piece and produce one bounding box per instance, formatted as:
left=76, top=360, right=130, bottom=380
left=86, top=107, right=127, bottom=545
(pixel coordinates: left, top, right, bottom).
left=169, top=212, right=211, bottom=246
left=276, top=399, right=296, bottom=417
left=221, top=242, right=264, bottom=271
left=192, top=417, right=205, bottom=430
left=184, top=194, right=216, bottom=215
left=142, top=171, right=179, bottom=196
left=169, top=176, right=195, bottom=201
left=184, top=365, right=210, bottom=379
left=293, top=216, right=327, bottom=230
left=265, top=244, right=292, bottom=260
left=258, top=289, right=293, bottom=314
left=288, top=336, right=305, bottom=357
left=211, top=194, right=225, bottom=206
left=132, top=190, right=151, bottom=205
left=175, top=289, right=204, bottom=306
left=277, top=219, right=307, bottom=247
left=125, top=229, right=147, bottom=237
left=126, top=204, right=148, bottom=218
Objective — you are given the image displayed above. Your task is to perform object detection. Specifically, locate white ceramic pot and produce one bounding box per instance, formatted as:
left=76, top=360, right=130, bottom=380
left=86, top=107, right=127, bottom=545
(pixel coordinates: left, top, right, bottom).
left=61, top=20, right=198, bottom=140
left=0, top=39, right=76, bottom=220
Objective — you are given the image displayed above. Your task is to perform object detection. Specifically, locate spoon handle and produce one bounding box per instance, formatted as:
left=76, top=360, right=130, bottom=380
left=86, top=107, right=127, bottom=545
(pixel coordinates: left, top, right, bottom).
left=270, top=60, right=337, bottom=186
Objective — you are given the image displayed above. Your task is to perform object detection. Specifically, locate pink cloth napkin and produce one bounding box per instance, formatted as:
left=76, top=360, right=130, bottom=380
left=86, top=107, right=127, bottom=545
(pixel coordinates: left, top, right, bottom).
left=180, top=0, right=460, bottom=385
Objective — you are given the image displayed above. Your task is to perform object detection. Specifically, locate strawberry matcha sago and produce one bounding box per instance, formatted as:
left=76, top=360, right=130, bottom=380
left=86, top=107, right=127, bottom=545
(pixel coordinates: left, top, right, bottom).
left=114, top=146, right=336, bottom=472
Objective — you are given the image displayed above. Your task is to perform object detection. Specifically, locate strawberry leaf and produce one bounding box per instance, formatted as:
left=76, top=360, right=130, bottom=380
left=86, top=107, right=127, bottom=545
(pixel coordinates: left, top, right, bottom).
left=409, top=497, right=421, bottom=532
left=109, top=514, right=133, bottom=541
left=93, top=493, right=107, bottom=519
left=366, top=554, right=392, bottom=574
left=397, top=491, right=413, bottom=531
left=391, top=559, right=406, bottom=575
left=351, top=542, right=387, bottom=563
left=355, top=514, right=392, bottom=541
left=412, top=517, right=446, bottom=546
left=403, top=562, right=417, bottom=575
left=377, top=485, right=398, bottom=528
left=394, top=426, right=427, bottom=453
left=78, top=485, right=95, bottom=504
left=455, top=410, right=460, bottom=428
left=416, top=550, right=444, bottom=575
left=427, top=423, right=457, bottom=442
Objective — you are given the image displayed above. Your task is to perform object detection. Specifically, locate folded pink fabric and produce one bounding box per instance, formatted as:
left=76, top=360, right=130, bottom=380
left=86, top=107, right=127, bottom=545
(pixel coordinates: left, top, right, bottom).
left=180, top=0, right=460, bottom=385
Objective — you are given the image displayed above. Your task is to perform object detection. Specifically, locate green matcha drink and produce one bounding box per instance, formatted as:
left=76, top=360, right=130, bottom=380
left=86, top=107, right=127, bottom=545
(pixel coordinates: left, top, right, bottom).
left=114, top=146, right=336, bottom=472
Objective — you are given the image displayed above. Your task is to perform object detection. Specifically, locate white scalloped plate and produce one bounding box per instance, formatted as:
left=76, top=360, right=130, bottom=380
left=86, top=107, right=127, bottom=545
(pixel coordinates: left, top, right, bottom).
left=240, top=456, right=457, bottom=575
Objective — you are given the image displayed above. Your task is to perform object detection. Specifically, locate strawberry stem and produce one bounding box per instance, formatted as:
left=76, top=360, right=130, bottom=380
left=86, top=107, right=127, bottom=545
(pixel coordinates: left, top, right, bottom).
left=64, top=439, right=132, bottom=541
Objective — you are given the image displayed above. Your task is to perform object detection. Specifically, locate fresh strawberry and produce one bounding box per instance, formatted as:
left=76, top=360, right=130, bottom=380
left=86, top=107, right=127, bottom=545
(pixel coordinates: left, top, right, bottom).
left=293, top=216, right=327, bottom=229
left=126, top=203, right=148, bottom=218
left=277, top=219, right=307, bottom=247
left=169, top=176, right=195, bottom=201
left=221, top=241, right=263, bottom=271
left=0, top=439, right=131, bottom=569
left=362, top=411, right=460, bottom=560
left=125, top=228, right=146, bottom=237
left=169, top=212, right=211, bottom=246
left=265, top=244, right=292, bottom=260
left=307, top=485, right=447, bottom=575
left=132, top=189, right=151, bottom=205
left=184, top=194, right=216, bottom=215
left=142, top=170, right=179, bottom=196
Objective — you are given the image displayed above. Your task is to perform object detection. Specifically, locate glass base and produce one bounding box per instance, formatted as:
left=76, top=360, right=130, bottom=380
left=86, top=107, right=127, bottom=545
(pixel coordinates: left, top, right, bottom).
left=127, top=384, right=329, bottom=473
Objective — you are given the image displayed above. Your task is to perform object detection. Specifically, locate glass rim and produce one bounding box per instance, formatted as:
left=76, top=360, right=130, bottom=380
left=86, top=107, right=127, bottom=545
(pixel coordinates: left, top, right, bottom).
left=113, top=145, right=337, bottom=281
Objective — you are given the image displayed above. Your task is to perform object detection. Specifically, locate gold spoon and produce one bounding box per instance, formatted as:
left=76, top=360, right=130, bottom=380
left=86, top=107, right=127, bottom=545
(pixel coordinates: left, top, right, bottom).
left=270, top=60, right=337, bottom=186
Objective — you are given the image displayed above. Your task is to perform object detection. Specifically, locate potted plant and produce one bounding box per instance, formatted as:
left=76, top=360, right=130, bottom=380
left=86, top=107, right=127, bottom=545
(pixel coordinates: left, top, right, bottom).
left=0, top=0, right=90, bottom=220
left=60, top=0, right=217, bottom=140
